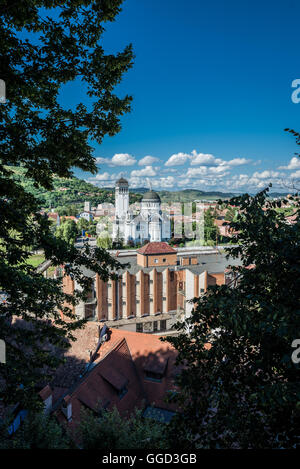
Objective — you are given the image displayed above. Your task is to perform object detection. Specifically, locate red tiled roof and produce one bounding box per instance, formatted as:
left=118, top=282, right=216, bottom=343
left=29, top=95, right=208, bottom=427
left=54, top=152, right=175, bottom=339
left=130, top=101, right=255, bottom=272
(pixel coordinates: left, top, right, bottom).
left=39, top=385, right=52, bottom=401
left=137, top=242, right=176, bottom=255
left=214, top=219, right=230, bottom=227
left=143, top=355, right=168, bottom=375
left=63, top=216, right=78, bottom=223
left=53, top=327, right=178, bottom=429
left=100, top=366, right=127, bottom=391
left=48, top=212, right=59, bottom=219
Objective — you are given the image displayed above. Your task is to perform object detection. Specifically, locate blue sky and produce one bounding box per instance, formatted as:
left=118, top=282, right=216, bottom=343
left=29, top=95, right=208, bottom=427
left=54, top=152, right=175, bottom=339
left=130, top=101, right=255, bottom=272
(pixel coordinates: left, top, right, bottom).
left=65, top=0, right=300, bottom=192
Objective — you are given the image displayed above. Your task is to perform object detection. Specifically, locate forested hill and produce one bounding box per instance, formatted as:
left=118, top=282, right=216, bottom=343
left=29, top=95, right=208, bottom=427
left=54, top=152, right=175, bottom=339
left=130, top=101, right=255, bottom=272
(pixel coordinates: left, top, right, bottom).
left=8, top=166, right=142, bottom=211
left=157, top=189, right=236, bottom=202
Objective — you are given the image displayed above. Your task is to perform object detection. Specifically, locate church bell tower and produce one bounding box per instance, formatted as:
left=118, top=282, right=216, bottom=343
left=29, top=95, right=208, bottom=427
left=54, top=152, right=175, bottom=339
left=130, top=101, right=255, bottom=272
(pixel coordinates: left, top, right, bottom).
left=115, top=177, right=129, bottom=218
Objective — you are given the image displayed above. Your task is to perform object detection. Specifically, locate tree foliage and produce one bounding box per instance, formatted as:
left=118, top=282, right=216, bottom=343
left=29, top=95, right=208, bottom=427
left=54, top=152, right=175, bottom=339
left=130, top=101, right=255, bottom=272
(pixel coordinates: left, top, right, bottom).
left=0, top=0, right=133, bottom=412
left=75, top=406, right=170, bottom=449
left=55, top=218, right=78, bottom=245
left=166, top=186, right=300, bottom=449
left=204, top=208, right=219, bottom=243
left=0, top=411, right=71, bottom=449
left=96, top=232, right=112, bottom=249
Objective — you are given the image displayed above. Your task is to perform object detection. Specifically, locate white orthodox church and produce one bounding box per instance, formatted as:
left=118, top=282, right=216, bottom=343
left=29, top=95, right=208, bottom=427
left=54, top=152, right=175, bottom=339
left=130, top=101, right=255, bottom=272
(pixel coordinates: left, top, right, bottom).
left=112, top=177, right=171, bottom=244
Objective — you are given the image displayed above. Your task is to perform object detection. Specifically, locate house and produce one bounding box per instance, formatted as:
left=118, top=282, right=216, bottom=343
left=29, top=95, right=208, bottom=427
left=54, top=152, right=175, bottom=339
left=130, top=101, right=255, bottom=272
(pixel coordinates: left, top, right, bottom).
left=137, top=242, right=177, bottom=267
left=79, top=211, right=93, bottom=222
left=63, top=216, right=78, bottom=224
left=285, top=212, right=298, bottom=225
left=40, top=326, right=179, bottom=429
left=47, top=212, right=60, bottom=226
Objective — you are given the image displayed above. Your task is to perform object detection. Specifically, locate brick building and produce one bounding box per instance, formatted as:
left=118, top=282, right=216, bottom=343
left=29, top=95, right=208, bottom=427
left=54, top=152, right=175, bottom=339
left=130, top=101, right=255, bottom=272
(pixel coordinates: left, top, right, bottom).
left=136, top=241, right=177, bottom=267
left=61, top=242, right=241, bottom=334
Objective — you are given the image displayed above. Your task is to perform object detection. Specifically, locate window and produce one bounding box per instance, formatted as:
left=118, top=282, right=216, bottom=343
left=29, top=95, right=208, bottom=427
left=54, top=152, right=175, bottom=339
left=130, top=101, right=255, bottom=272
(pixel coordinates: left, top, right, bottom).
left=160, top=320, right=167, bottom=331
left=122, top=282, right=126, bottom=286
left=150, top=298, right=153, bottom=302
left=118, top=386, right=128, bottom=400
left=154, top=259, right=158, bottom=263
left=136, top=323, right=143, bottom=333
left=108, top=283, right=111, bottom=288
left=163, top=258, right=166, bottom=262
left=100, top=368, right=128, bottom=400
left=153, top=321, right=158, bottom=332
left=200, top=288, right=204, bottom=293
left=85, top=304, right=95, bottom=319
left=150, top=280, right=153, bottom=284
left=145, top=371, right=162, bottom=382
left=136, top=300, right=140, bottom=304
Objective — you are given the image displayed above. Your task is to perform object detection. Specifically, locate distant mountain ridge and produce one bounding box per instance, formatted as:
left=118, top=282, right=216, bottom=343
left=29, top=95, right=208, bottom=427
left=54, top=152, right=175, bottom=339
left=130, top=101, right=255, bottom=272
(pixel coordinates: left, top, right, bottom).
left=9, top=166, right=291, bottom=210
left=128, top=187, right=291, bottom=201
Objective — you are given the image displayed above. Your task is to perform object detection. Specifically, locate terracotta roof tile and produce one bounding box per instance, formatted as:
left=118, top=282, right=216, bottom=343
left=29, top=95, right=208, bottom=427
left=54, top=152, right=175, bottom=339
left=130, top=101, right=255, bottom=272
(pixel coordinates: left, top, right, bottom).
left=39, top=385, right=52, bottom=401
left=137, top=242, right=176, bottom=255
left=53, top=326, right=178, bottom=429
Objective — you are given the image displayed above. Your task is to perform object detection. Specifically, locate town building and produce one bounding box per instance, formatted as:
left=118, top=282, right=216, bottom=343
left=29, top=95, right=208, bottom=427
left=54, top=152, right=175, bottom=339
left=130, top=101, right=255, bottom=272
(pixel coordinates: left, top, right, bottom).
left=47, top=212, right=60, bottom=226
left=79, top=211, right=93, bottom=222
left=62, top=242, right=241, bottom=334
left=40, top=326, right=178, bottom=428
left=112, top=178, right=171, bottom=245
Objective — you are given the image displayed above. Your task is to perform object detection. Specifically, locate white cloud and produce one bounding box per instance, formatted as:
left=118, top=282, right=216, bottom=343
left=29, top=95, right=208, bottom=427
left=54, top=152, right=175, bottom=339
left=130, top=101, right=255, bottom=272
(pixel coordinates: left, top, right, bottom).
left=95, top=153, right=136, bottom=166
left=227, top=158, right=251, bottom=166
left=185, top=167, right=208, bottom=177
left=128, top=175, right=176, bottom=189
left=161, top=168, right=178, bottom=173
left=131, top=166, right=157, bottom=177
left=190, top=151, right=222, bottom=166
left=110, top=172, right=126, bottom=181
left=94, top=172, right=110, bottom=181
left=279, top=157, right=300, bottom=170
left=290, top=170, right=300, bottom=178
left=177, top=178, right=191, bottom=187
left=87, top=171, right=126, bottom=185
left=252, top=170, right=280, bottom=179
left=95, top=157, right=110, bottom=165
left=164, top=149, right=251, bottom=171
left=185, top=166, right=229, bottom=178
left=138, top=155, right=159, bottom=166
left=154, top=176, right=176, bottom=188
left=111, top=153, right=136, bottom=166
left=165, top=152, right=190, bottom=166
left=128, top=177, right=144, bottom=188
left=209, top=165, right=230, bottom=174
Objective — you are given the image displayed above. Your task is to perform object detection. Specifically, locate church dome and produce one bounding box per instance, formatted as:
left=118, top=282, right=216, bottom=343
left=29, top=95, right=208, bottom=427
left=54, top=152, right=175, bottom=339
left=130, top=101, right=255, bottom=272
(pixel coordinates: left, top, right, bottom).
left=116, top=177, right=128, bottom=185
left=142, top=190, right=161, bottom=202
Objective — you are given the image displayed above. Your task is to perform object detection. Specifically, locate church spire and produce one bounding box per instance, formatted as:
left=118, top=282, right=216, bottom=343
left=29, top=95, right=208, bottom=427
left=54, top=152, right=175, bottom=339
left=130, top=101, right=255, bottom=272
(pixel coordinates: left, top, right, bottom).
left=146, top=177, right=152, bottom=191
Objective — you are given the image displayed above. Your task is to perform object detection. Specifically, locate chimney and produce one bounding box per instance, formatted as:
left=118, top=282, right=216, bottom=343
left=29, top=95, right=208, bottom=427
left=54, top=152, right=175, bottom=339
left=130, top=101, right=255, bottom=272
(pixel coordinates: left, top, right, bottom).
left=61, top=395, right=72, bottom=421
left=39, top=385, right=52, bottom=414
